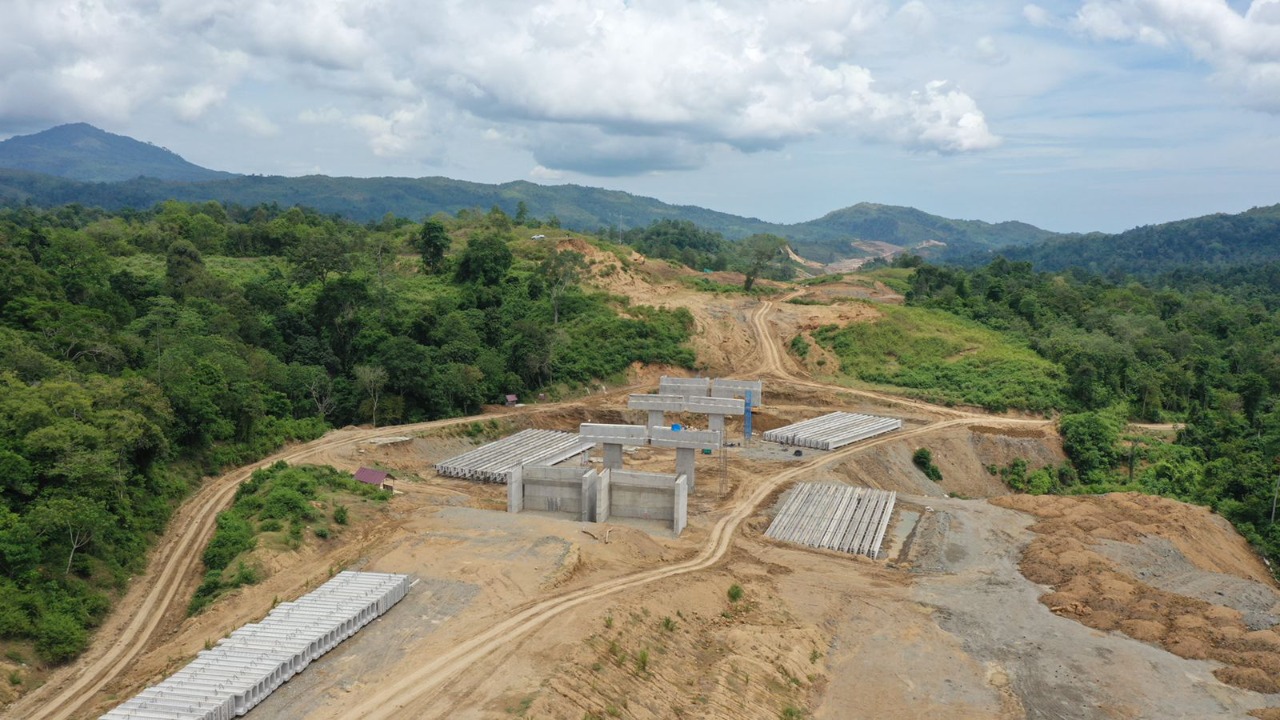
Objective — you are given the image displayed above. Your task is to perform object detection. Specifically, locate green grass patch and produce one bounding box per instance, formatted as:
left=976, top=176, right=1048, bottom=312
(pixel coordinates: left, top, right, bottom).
left=188, top=462, right=389, bottom=614
left=812, top=303, right=1064, bottom=412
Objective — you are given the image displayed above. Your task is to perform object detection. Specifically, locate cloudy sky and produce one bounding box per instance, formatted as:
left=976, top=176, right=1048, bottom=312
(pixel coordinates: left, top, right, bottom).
left=2, top=0, right=1279, bottom=232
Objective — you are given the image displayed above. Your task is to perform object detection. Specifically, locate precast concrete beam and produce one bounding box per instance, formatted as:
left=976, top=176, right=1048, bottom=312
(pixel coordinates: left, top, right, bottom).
left=659, top=376, right=711, bottom=399
left=579, top=423, right=650, bottom=446
left=627, top=393, right=688, bottom=413
left=683, top=396, right=745, bottom=416
left=649, top=427, right=721, bottom=451
left=711, top=379, right=763, bottom=407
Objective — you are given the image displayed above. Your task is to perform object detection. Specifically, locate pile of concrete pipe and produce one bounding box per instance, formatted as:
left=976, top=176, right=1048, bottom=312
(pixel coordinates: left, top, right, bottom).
left=765, top=484, right=897, bottom=558
left=435, top=429, right=594, bottom=483
left=762, top=412, right=901, bottom=450
left=101, top=571, right=410, bottom=720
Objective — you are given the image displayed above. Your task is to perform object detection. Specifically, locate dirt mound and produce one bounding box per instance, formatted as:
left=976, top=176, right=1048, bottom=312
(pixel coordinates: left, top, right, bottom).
left=995, top=492, right=1280, bottom=694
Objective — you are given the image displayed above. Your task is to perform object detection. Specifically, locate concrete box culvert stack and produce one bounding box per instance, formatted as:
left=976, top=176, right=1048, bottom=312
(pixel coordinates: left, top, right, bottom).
left=435, top=429, right=593, bottom=483
left=100, top=571, right=410, bottom=720
left=765, top=483, right=897, bottom=558
left=762, top=412, right=902, bottom=450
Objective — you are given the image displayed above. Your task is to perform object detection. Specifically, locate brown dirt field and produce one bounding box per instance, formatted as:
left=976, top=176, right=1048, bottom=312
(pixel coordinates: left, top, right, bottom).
left=17, top=254, right=1280, bottom=720
left=995, top=493, right=1280, bottom=695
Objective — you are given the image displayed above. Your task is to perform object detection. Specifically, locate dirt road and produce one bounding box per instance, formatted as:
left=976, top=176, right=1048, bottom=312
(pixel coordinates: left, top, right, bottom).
left=15, top=290, right=1047, bottom=720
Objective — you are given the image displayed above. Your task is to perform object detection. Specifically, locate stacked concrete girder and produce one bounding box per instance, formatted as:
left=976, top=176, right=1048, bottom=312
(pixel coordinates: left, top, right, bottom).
left=626, top=393, right=688, bottom=429
left=765, top=484, right=897, bottom=558
left=435, top=429, right=593, bottom=483
left=101, top=571, right=410, bottom=720
left=711, top=378, right=763, bottom=408
left=763, top=412, right=901, bottom=450
left=507, top=465, right=600, bottom=521
left=650, top=427, right=722, bottom=492
left=579, top=423, right=649, bottom=470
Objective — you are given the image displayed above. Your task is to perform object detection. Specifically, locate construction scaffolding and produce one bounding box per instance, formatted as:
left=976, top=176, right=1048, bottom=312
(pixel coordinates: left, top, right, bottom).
left=100, top=571, right=410, bottom=720
left=434, top=429, right=593, bottom=484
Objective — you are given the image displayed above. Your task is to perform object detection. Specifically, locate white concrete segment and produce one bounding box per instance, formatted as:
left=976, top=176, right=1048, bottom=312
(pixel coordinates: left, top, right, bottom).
left=579, top=423, right=650, bottom=445
left=683, top=396, right=746, bottom=416
left=100, top=571, right=411, bottom=720
left=765, top=483, right=897, bottom=558
left=762, top=412, right=901, bottom=450
left=649, top=427, right=722, bottom=451
left=435, top=429, right=594, bottom=484
left=626, top=394, right=688, bottom=413
left=658, top=376, right=711, bottom=399
left=711, top=379, right=763, bottom=407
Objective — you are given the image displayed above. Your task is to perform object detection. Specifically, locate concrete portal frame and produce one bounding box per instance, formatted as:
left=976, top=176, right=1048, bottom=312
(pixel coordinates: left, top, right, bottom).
left=649, top=427, right=721, bottom=492
left=626, top=393, right=688, bottom=430
left=682, top=395, right=746, bottom=434
left=580, top=423, right=649, bottom=470
left=711, top=379, right=764, bottom=408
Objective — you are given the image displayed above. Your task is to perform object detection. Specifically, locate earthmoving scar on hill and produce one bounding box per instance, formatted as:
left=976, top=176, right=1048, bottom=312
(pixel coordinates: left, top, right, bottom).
left=13, top=257, right=1280, bottom=720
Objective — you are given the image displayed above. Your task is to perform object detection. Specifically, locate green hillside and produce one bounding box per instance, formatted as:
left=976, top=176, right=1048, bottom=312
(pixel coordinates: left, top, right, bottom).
left=983, top=204, right=1280, bottom=275
left=0, top=124, right=237, bottom=183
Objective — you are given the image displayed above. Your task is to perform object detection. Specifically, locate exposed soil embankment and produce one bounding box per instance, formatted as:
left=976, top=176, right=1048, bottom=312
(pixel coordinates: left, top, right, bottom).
left=995, top=493, right=1280, bottom=694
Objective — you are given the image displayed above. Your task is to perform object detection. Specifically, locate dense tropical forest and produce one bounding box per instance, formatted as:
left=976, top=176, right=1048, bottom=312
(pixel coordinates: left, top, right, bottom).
left=0, top=200, right=694, bottom=663
left=814, top=254, right=1280, bottom=569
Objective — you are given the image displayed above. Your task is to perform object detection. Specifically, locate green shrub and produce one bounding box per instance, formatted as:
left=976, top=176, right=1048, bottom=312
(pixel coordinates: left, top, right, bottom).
left=35, top=611, right=88, bottom=664
left=912, top=448, right=943, bottom=482
left=314, top=526, right=330, bottom=539
left=333, top=504, right=349, bottom=525
left=727, top=584, right=744, bottom=602
left=789, top=335, right=810, bottom=358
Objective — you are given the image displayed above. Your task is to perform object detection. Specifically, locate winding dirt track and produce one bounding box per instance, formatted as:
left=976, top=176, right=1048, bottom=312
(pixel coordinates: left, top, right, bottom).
left=15, top=296, right=1048, bottom=720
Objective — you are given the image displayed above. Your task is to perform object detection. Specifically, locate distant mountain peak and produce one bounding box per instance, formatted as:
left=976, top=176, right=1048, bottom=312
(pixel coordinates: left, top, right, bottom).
left=0, top=123, right=236, bottom=183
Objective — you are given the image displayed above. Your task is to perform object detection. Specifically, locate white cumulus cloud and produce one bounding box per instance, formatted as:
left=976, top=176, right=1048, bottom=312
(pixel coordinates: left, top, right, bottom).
left=0, top=0, right=1000, bottom=173
left=1073, top=0, right=1280, bottom=110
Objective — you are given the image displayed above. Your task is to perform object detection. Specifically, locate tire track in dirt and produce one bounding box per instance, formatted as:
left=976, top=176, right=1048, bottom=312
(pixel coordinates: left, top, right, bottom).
left=346, top=415, right=1049, bottom=719
left=345, top=299, right=1052, bottom=718
left=21, top=296, right=1048, bottom=720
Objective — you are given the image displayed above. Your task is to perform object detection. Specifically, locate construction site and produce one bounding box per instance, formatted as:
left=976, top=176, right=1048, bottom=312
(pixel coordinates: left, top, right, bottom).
left=10, top=245, right=1280, bottom=720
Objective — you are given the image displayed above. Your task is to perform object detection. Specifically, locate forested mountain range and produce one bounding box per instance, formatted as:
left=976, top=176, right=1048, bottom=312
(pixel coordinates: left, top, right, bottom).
left=0, top=124, right=1053, bottom=261
left=0, top=124, right=237, bottom=183
left=976, top=203, right=1280, bottom=276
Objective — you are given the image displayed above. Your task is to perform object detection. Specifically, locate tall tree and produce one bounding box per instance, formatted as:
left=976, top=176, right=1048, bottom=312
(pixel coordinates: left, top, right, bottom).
left=354, top=365, right=388, bottom=426
left=739, top=234, right=787, bottom=292
left=413, top=218, right=450, bottom=273
left=455, top=231, right=514, bottom=286
left=539, top=249, right=586, bottom=324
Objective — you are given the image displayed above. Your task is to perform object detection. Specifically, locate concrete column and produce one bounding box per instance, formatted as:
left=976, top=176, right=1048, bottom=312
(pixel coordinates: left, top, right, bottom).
left=604, top=443, right=624, bottom=470
left=507, top=465, right=524, bottom=513
left=676, top=446, right=696, bottom=492
left=673, top=476, right=688, bottom=536
left=581, top=471, right=597, bottom=523
left=597, top=469, right=611, bottom=522
left=648, top=409, right=665, bottom=428
left=708, top=414, right=725, bottom=434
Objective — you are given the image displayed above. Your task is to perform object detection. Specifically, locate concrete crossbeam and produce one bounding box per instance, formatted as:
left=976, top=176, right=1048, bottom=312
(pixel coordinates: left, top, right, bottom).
left=659, top=376, right=711, bottom=399
left=649, top=427, right=721, bottom=451
left=711, top=379, right=763, bottom=407
left=627, top=394, right=688, bottom=412
left=579, top=423, right=649, bottom=445
left=683, top=396, right=745, bottom=416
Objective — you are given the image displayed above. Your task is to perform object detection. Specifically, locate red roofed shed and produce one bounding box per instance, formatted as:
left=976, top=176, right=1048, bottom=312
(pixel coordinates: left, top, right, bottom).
left=354, top=467, right=391, bottom=490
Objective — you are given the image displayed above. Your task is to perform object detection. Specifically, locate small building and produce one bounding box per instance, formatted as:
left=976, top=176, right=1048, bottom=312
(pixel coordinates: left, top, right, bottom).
left=505, top=394, right=519, bottom=407
left=354, top=467, right=392, bottom=491
left=531, top=234, right=546, bottom=239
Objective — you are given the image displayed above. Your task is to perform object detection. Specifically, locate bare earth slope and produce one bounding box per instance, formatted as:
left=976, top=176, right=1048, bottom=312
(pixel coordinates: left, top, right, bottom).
left=9, top=257, right=1280, bottom=720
